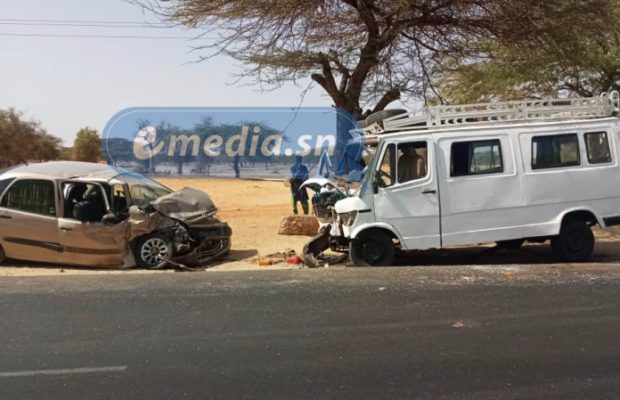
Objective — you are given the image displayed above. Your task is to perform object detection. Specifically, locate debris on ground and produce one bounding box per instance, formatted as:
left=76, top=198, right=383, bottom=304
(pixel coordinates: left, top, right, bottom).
left=253, top=250, right=300, bottom=266
left=286, top=255, right=303, bottom=264
left=277, top=215, right=320, bottom=236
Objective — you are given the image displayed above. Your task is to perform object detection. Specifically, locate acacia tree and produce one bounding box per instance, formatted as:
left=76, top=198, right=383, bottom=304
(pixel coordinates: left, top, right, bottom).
left=135, top=0, right=619, bottom=116
left=436, top=2, right=620, bottom=102
left=0, top=109, right=62, bottom=167
left=72, top=127, right=103, bottom=163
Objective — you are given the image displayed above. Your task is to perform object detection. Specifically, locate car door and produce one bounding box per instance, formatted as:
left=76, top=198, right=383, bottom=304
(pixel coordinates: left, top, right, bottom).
left=372, top=137, right=441, bottom=250
left=57, top=181, right=128, bottom=267
left=0, top=178, right=62, bottom=263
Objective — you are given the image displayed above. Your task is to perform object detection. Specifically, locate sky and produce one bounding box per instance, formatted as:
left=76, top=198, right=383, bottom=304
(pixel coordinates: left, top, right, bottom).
left=0, top=0, right=337, bottom=144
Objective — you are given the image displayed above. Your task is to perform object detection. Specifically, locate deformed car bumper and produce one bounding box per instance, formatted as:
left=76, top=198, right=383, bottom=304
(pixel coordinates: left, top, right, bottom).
left=171, top=221, right=232, bottom=267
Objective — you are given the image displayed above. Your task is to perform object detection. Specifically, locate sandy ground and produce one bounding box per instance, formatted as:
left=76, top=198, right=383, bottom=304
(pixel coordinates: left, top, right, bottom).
left=159, top=177, right=310, bottom=270
left=1, top=177, right=620, bottom=276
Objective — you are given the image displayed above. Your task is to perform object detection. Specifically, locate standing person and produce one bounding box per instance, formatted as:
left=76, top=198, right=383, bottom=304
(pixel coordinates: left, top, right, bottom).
left=289, top=155, right=309, bottom=215
left=233, top=154, right=241, bottom=178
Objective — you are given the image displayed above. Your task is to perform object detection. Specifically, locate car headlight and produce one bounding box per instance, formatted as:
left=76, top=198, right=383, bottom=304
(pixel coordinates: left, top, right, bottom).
left=339, top=211, right=357, bottom=226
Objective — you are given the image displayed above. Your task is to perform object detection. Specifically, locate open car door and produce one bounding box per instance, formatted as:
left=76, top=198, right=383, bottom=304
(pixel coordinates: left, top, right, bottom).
left=57, top=180, right=129, bottom=267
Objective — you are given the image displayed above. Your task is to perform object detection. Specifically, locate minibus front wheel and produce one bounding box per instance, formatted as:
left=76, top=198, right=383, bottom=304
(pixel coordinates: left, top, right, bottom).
left=550, top=220, right=594, bottom=262
left=350, top=229, right=395, bottom=267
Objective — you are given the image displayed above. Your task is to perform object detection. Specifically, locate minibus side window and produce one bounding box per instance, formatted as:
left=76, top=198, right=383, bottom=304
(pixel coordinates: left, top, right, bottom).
left=397, top=141, right=428, bottom=183
left=377, top=144, right=396, bottom=187
left=532, top=133, right=579, bottom=169
left=450, top=139, right=503, bottom=177
left=584, top=131, right=611, bottom=164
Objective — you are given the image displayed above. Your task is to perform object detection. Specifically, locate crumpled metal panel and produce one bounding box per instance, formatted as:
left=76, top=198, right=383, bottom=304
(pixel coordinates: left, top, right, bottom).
left=150, top=187, right=218, bottom=221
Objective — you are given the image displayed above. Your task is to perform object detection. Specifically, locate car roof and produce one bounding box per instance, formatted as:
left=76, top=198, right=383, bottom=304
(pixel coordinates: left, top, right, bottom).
left=0, top=161, right=125, bottom=181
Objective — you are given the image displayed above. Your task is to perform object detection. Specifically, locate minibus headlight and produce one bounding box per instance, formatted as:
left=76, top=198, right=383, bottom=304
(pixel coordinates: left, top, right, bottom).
left=339, top=211, right=357, bottom=226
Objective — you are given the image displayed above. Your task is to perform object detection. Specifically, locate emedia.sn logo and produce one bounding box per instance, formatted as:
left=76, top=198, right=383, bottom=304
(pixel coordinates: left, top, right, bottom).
left=102, top=107, right=361, bottom=179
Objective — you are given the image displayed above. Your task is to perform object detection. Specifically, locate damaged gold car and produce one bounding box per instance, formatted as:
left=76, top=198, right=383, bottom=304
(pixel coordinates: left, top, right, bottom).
left=0, top=162, right=231, bottom=269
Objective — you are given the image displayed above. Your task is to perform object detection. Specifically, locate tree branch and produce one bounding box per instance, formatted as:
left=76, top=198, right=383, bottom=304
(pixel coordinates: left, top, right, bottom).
left=371, top=88, right=401, bottom=113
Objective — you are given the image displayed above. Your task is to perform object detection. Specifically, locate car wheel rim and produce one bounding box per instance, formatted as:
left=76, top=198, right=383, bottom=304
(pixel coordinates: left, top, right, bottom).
left=140, top=238, right=170, bottom=267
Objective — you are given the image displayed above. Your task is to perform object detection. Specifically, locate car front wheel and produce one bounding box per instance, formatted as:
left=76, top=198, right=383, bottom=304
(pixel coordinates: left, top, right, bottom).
left=135, top=234, right=173, bottom=269
left=349, top=230, right=395, bottom=267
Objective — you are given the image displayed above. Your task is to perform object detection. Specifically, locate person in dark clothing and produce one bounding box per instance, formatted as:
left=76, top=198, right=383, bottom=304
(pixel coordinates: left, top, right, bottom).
left=233, top=154, right=241, bottom=178
left=289, top=155, right=309, bottom=215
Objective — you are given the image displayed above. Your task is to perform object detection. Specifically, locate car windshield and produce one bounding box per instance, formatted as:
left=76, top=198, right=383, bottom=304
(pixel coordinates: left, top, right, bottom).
left=115, top=173, right=172, bottom=208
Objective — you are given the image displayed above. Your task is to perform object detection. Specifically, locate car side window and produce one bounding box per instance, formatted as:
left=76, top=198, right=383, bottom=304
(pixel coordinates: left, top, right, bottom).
left=0, top=179, right=56, bottom=217
left=451, top=139, right=503, bottom=177
left=62, top=182, right=110, bottom=222
left=110, top=184, right=129, bottom=216
left=584, top=131, right=611, bottom=164
left=0, top=178, right=15, bottom=197
left=532, top=133, right=580, bottom=169
left=377, top=143, right=396, bottom=187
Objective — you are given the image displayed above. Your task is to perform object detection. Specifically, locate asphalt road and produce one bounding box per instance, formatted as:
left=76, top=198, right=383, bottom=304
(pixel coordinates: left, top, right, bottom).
left=1, top=265, right=619, bottom=400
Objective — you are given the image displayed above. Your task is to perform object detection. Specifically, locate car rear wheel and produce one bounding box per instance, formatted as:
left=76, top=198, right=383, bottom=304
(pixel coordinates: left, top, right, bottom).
left=0, top=245, right=5, bottom=264
left=135, top=234, right=173, bottom=269
left=551, top=220, right=594, bottom=262
left=349, top=230, right=395, bottom=267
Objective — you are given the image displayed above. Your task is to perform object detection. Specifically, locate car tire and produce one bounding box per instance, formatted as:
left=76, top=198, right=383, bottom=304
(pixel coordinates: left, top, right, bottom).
left=0, top=245, right=5, bottom=264
left=496, top=239, right=525, bottom=249
left=134, top=234, right=173, bottom=269
left=349, top=230, right=395, bottom=267
left=550, top=220, right=594, bottom=262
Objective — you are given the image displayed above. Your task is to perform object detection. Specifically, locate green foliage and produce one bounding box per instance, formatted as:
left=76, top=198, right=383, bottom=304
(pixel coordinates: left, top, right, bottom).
left=72, top=127, right=103, bottom=163
left=0, top=109, right=62, bottom=168
left=59, top=147, right=74, bottom=160
left=436, top=2, right=620, bottom=103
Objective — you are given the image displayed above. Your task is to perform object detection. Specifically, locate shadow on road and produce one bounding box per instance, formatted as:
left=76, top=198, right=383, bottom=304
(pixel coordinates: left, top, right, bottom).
left=394, top=240, right=620, bottom=266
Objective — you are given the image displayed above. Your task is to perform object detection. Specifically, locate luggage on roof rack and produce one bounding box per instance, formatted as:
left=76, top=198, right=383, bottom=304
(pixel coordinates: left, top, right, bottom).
left=363, top=91, right=620, bottom=135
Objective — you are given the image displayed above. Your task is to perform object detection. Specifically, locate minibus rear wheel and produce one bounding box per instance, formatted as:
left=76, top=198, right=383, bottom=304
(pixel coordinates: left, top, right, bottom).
left=550, top=220, right=594, bottom=262
left=350, top=230, right=395, bottom=266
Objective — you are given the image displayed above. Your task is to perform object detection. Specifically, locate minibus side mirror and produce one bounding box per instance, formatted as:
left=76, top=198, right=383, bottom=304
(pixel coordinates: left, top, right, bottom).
left=373, top=170, right=382, bottom=193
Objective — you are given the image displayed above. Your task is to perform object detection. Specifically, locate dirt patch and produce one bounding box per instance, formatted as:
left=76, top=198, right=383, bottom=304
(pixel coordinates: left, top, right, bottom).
left=158, top=178, right=310, bottom=270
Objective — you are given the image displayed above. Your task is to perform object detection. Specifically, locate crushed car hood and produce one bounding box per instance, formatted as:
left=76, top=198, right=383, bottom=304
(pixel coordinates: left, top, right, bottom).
left=150, top=187, right=218, bottom=222
left=300, top=177, right=346, bottom=195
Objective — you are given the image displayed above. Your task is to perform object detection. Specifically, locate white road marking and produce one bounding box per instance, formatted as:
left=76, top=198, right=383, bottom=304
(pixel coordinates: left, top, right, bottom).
left=0, top=366, right=127, bottom=378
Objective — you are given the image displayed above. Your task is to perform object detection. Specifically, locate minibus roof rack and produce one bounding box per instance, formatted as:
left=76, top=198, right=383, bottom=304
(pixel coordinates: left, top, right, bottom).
left=364, top=91, right=620, bottom=135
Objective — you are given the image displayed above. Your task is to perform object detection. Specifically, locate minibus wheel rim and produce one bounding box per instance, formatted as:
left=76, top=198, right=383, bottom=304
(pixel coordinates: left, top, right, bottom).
left=361, top=242, right=385, bottom=263
left=565, top=231, right=587, bottom=253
